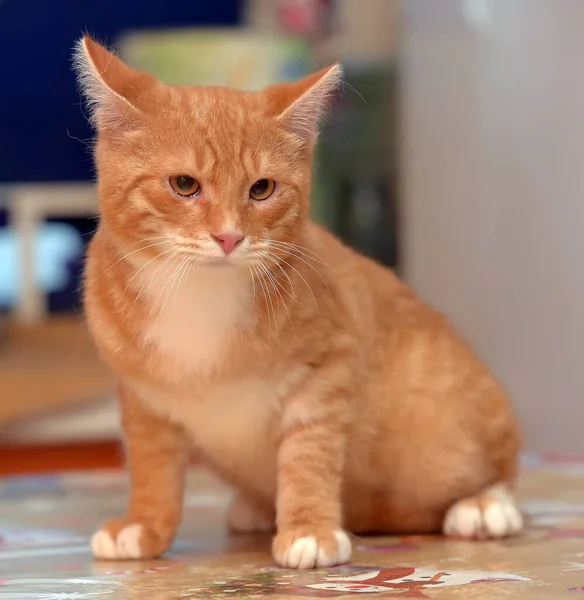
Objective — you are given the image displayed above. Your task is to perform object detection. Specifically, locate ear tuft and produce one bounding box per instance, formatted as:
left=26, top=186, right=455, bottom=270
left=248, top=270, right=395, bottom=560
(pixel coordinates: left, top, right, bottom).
left=269, top=64, right=343, bottom=144
left=72, top=36, right=149, bottom=132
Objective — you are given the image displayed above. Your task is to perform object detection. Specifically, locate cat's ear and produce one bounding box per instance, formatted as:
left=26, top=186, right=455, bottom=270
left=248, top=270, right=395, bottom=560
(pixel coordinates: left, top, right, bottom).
left=266, top=64, right=342, bottom=143
left=73, top=36, right=154, bottom=132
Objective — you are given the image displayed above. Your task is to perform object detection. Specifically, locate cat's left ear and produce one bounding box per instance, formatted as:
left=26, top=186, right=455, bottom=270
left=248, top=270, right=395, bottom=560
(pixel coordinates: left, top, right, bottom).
left=266, top=64, right=342, bottom=143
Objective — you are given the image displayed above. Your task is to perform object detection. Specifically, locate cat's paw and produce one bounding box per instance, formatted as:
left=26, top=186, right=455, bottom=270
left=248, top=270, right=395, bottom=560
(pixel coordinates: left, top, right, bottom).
left=227, top=495, right=275, bottom=533
left=443, top=484, right=524, bottom=539
left=91, top=518, right=170, bottom=560
left=273, top=528, right=352, bottom=569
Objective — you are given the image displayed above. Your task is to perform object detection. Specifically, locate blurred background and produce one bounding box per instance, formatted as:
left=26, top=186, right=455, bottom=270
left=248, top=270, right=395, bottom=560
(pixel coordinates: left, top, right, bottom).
left=0, top=0, right=580, bottom=474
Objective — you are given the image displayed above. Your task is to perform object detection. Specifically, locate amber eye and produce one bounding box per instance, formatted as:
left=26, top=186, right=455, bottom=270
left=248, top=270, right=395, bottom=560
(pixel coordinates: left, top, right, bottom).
left=249, top=179, right=276, bottom=201
left=169, top=175, right=200, bottom=197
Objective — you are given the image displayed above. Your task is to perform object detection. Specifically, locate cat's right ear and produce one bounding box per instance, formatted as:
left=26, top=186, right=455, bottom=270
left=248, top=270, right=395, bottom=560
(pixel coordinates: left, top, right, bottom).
left=73, top=36, right=154, bottom=133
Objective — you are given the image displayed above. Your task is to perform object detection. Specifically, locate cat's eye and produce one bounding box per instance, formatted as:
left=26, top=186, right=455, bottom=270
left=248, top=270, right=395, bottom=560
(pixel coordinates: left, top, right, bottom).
left=169, top=175, right=201, bottom=197
left=249, top=179, right=276, bottom=201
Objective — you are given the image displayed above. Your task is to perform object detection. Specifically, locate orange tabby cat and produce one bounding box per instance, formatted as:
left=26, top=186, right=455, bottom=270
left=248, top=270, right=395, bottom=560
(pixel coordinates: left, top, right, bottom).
left=76, top=37, right=522, bottom=569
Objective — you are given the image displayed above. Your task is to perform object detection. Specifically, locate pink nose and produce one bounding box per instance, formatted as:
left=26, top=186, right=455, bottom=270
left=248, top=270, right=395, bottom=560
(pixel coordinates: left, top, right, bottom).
left=212, top=232, right=244, bottom=255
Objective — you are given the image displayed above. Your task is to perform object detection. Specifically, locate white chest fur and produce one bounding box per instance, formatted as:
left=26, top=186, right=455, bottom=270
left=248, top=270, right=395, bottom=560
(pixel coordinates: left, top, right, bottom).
left=131, top=259, right=290, bottom=496
left=137, top=375, right=281, bottom=497
left=137, top=261, right=253, bottom=374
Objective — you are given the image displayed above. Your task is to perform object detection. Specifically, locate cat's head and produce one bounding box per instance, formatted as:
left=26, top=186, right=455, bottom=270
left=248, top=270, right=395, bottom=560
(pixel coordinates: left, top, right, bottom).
left=74, top=36, right=341, bottom=266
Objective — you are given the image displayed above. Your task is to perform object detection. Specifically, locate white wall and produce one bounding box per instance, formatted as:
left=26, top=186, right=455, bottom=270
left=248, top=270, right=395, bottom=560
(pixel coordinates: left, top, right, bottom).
left=402, top=0, right=584, bottom=453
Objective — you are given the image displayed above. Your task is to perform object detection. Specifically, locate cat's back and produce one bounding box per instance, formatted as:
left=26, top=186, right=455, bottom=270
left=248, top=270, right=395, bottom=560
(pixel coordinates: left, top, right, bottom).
left=307, top=221, right=490, bottom=393
left=306, top=221, right=443, bottom=328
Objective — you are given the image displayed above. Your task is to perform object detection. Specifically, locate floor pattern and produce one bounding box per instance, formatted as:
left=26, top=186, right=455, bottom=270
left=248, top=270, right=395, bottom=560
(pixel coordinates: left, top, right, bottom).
left=2, top=454, right=584, bottom=598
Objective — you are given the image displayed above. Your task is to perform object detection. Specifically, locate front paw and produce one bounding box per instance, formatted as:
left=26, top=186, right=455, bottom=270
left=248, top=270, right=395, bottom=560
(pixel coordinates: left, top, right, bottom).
left=91, top=518, right=170, bottom=560
left=273, top=527, right=352, bottom=569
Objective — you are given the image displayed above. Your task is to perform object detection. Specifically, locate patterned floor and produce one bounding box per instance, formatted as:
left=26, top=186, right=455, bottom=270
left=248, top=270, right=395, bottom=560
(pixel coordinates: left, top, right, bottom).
left=2, top=455, right=584, bottom=598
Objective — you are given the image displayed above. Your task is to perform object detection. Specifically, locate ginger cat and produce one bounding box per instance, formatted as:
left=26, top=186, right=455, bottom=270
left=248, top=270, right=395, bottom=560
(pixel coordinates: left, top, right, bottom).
left=76, top=37, right=522, bottom=569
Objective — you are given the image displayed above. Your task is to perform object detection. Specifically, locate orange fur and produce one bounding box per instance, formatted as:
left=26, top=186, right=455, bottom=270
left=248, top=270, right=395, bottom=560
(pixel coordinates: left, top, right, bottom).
left=76, top=37, right=522, bottom=568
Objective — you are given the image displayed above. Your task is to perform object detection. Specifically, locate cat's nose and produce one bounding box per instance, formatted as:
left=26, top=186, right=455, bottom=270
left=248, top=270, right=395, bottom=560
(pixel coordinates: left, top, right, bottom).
left=212, top=232, right=245, bottom=255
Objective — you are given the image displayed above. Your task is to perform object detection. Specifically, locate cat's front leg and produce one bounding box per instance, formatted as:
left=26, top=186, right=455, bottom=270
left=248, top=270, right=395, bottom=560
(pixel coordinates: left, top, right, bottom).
left=272, top=353, right=354, bottom=569
left=92, top=383, right=190, bottom=560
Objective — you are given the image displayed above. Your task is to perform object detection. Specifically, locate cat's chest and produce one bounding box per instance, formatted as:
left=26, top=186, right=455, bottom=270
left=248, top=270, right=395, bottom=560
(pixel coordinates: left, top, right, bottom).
left=139, top=264, right=253, bottom=372
left=180, top=377, right=279, bottom=452
left=135, top=376, right=286, bottom=496
left=134, top=366, right=308, bottom=496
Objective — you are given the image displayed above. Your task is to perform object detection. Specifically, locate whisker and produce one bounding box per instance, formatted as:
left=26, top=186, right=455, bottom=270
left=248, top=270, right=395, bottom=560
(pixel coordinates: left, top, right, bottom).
left=257, top=259, right=292, bottom=330
left=121, top=247, right=176, bottom=297
left=123, top=234, right=168, bottom=247
left=257, top=249, right=295, bottom=292
left=104, top=238, right=168, bottom=273
left=260, top=249, right=318, bottom=311
left=263, top=265, right=279, bottom=311
left=172, top=258, right=192, bottom=307
left=251, top=263, right=269, bottom=335
left=279, top=246, right=331, bottom=269
left=155, top=256, right=189, bottom=323
left=135, top=249, right=180, bottom=303
left=262, top=239, right=330, bottom=267
left=262, top=266, right=279, bottom=344
left=253, top=261, right=278, bottom=344
left=269, top=244, right=332, bottom=299
left=256, top=250, right=307, bottom=309
left=249, top=266, right=257, bottom=306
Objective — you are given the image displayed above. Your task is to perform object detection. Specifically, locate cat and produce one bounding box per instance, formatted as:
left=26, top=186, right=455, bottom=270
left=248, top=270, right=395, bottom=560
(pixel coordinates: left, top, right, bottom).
left=75, top=36, right=522, bottom=569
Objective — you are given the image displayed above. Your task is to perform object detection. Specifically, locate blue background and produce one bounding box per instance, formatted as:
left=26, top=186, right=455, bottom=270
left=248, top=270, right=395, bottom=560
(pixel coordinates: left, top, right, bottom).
left=0, top=0, right=241, bottom=183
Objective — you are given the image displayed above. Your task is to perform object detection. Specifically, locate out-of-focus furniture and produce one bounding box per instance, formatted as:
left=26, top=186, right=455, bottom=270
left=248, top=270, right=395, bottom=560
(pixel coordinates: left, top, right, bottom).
left=120, top=28, right=311, bottom=89
left=0, top=183, right=97, bottom=324
left=316, top=63, right=398, bottom=267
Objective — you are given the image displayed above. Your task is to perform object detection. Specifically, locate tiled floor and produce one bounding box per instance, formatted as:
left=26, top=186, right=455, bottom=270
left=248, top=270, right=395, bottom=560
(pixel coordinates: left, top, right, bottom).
left=2, top=455, right=584, bottom=598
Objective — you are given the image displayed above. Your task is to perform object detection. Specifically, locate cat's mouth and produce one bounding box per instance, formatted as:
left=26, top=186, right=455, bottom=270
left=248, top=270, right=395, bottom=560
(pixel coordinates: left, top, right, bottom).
left=176, top=248, right=240, bottom=267
left=200, top=256, right=233, bottom=266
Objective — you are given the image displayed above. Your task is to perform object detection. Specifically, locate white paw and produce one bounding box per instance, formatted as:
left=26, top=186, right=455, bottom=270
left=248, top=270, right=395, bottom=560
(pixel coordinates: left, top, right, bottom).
left=227, top=495, right=274, bottom=533
left=276, top=530, right=352, bottom=569
left=91, top=524, right=144, bottom=559
left=443, top=484, right=524, bottom=539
